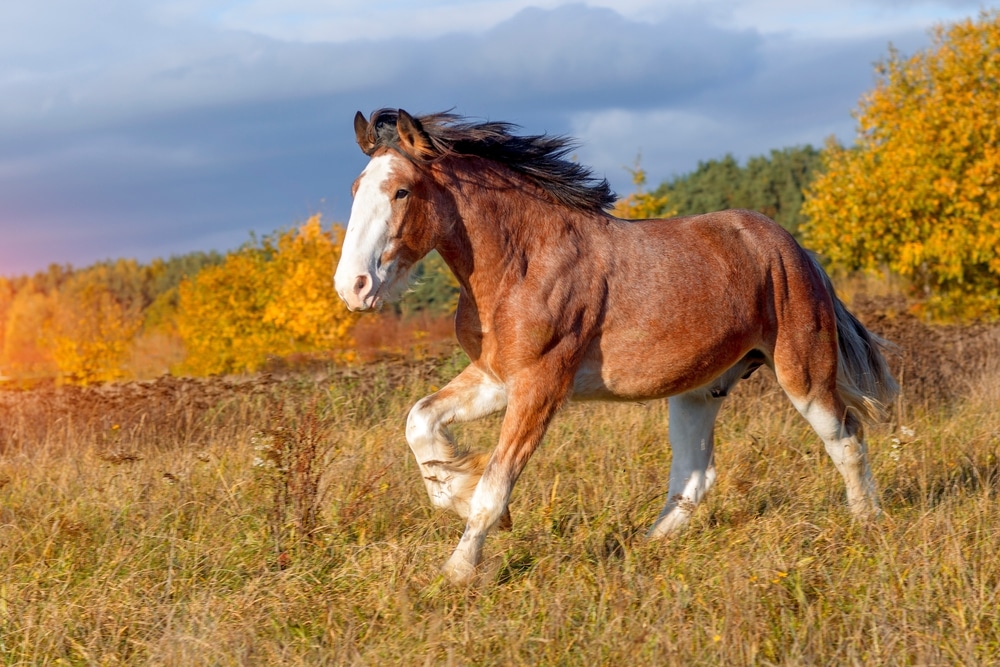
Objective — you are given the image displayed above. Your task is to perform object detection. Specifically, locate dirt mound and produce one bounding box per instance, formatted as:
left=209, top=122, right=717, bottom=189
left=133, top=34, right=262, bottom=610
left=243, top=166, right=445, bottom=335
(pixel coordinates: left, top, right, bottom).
left=0, top=353, right=459, bottom=456
left=851, top=295, right=1000, bottom=408
left=0, top=373, right=275, bottom=416
left=0, top=374, right=281, bottom=455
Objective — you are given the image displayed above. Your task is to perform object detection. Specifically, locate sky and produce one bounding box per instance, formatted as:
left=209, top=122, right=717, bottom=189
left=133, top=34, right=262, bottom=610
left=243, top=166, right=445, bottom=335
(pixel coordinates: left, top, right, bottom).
left=0, top=0, right=990, bottom=276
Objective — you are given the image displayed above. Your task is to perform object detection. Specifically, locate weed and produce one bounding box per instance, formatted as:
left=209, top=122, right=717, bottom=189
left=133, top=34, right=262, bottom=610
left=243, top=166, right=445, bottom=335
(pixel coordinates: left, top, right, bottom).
left=253, top=398, right=335, bottom=559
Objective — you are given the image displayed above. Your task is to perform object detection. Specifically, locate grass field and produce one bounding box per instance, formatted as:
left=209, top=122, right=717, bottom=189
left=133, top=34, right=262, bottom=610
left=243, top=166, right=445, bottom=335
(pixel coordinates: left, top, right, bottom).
left=1, top=311, right=999, bottom=665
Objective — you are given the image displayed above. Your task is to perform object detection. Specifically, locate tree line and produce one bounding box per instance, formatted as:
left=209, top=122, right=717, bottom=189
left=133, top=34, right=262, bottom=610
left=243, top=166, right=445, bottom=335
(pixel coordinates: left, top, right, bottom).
left=0, top=253, right=222, bottom=384
left=649, top=147, right=823, bottom=238
left=0, top=216, right=459, bottom=385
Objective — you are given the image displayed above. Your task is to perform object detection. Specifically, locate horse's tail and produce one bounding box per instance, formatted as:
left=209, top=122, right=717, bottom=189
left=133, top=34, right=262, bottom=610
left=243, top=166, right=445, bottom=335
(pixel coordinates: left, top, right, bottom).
left=809, top=255, right=900, bottom=423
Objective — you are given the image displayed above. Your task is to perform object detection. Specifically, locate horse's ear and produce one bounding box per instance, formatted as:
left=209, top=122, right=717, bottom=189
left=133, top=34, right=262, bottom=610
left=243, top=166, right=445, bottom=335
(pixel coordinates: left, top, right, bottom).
left=355, top=111, right=376, bottom=155
left=396, top=109, right=436, bottom=160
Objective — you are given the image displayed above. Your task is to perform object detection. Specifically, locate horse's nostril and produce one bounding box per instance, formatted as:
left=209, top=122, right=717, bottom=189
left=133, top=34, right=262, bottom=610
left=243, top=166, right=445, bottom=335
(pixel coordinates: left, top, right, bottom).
left=353, top=275, right=369, bottom=296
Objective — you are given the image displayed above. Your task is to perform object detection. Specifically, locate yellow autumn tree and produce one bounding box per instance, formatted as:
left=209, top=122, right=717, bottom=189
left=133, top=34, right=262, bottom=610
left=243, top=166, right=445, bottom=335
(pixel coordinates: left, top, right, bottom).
left=49, top=281, right=142, bottom=385
left=0, top=278, right=12, bottom=357
left=613, top=160, right=675, bottom=220
left=176, top=215, right=357, bottom=375
left=46, top=261, right=147, bottom=384
left=1, top=285, right=58, bottom=380
left=263, top=217, right=356, bottom=345
left=802, top=11, right=1000, bottom=320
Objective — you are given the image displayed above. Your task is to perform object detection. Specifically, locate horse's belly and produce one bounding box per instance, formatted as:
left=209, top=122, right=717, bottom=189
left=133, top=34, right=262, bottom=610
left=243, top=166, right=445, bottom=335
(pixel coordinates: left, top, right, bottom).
left=570, top=357, right=692, bottom=401
left=571, top=336, right=753, bottom=401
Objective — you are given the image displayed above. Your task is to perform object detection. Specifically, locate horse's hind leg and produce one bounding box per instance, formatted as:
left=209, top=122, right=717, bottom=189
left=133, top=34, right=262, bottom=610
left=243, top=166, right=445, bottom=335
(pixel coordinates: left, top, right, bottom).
left=648, top=388, right=725, bottom=538
left=791, top=394, right=879, bottom=517
left=405, top=363, right=508, bottom=522
left=773, top=331, right=880, bottom=518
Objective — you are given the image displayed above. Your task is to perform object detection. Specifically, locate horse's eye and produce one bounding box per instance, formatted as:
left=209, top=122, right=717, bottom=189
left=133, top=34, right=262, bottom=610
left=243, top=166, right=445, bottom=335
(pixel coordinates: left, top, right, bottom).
left=395, top=189, right=409, bottom=200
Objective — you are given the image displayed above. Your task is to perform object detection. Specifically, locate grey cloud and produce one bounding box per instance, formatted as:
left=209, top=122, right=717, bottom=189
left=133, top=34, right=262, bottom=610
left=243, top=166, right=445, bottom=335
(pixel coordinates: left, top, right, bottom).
left=4, top=4, right=762, bottom=134
left=384, top=5, right=762, bottom=112
left=572, top=26, right=936, bottom=190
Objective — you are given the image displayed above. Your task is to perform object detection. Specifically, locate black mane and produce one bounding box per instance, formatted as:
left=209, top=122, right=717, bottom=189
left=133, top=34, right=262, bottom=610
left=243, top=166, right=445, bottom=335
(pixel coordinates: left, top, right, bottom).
left=365, top=108, right=618, bottom=213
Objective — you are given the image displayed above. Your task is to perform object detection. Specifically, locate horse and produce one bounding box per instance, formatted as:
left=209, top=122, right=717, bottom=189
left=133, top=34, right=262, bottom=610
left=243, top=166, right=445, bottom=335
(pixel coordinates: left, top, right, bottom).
left=334, top=108, right=899, bottom=585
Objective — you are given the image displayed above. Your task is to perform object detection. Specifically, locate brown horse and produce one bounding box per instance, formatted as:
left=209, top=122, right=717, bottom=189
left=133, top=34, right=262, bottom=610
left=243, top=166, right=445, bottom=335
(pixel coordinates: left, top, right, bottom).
left=334, top=109, right=898, bottom=585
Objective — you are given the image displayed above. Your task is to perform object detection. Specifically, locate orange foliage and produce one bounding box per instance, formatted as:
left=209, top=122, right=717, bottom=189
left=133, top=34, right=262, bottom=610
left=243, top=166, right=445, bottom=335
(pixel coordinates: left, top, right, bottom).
left=1, top=286, right=57, bottom=379
left=803, top=11, right=1000, bottom=320
left=176, top=215, right=358, bottom=375
left=50, top=283, right=141, bottom=385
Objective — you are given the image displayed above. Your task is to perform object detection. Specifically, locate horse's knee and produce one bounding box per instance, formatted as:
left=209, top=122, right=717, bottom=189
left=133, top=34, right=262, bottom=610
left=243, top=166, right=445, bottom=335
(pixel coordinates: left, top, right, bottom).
left=406, top=396, right=439, bottom=452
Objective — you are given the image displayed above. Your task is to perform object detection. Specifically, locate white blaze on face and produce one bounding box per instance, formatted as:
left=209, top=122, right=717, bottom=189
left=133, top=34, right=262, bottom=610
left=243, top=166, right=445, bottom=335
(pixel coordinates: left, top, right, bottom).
left=335, top=154, right=395, bottom=311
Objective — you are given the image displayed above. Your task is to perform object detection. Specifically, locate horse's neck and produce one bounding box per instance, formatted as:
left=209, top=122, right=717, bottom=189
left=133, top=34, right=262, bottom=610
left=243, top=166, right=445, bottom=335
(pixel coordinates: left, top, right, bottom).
left=433, top=162, right=609, bottom=309
left=435, top=199, right=513, bottom=303
left=434, top=174, right=536, bottom=300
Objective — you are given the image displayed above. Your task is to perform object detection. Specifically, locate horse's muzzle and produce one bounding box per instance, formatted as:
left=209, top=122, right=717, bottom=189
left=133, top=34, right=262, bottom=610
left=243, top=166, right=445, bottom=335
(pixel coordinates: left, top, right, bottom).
left=337, top=272, right=385, bottom=312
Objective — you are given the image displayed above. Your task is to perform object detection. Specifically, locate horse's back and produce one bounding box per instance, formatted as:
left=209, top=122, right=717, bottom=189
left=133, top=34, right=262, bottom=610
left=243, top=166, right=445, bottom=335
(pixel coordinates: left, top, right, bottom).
left=625, top=208, right=800, bottom=258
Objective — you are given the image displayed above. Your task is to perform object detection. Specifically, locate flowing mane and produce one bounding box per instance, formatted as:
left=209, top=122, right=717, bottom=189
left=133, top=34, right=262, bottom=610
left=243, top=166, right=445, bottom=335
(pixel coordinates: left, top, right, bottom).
left=361, top=108, right=618, bottom=213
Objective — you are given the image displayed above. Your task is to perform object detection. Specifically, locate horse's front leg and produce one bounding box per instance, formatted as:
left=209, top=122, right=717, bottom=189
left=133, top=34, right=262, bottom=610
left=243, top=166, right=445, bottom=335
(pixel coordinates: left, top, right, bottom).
left=406, top=362, right=507, bottom=520
left=442, top=370, right=570, bottom=585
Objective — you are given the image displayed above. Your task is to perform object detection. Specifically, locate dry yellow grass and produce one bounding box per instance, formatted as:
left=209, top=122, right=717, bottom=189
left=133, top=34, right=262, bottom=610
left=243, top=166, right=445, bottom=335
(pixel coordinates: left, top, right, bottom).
left=0, top=342, right=998, bottom=664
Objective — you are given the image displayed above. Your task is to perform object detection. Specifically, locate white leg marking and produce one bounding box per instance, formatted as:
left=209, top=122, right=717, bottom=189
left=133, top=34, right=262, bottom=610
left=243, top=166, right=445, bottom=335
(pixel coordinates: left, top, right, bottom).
left=442, top=469, right=509, bottom=584
left=405, top=366, right=506, bottom=518
left=791, top=397, right=880, bottom=517
left=649, top=391, right=724, bottom=539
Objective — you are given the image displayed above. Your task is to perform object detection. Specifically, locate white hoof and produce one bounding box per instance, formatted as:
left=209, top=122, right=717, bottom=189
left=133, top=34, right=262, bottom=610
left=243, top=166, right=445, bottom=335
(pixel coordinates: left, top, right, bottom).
left=442, top=554, right=478, bottom=586
left=647, top=503, right=694, bottom=540
left=848, top=498, right=882, bottom=521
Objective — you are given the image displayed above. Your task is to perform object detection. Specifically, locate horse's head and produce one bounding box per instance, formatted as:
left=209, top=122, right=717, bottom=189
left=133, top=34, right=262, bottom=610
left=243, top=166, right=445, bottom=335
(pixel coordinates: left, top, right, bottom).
left=334, top=109, right=443, bottom=312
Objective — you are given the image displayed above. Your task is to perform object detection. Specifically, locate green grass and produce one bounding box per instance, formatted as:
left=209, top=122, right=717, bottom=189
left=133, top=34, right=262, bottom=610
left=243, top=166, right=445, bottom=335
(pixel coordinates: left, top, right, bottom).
left=0, top=352, right=998, bottom=665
